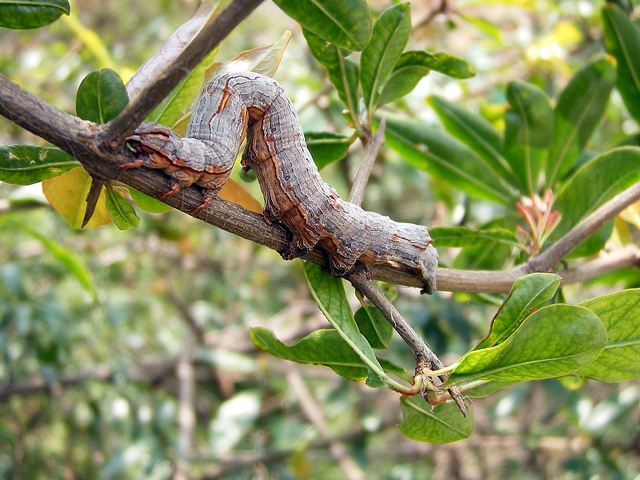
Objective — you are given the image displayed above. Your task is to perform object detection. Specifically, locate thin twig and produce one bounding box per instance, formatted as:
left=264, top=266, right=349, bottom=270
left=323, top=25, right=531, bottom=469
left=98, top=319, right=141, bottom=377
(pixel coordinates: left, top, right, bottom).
left=347, top=268, right=466, bottom=415
left=349, top=119, right=386, bottom=206
left=98, top=0, right=264, bottom=145
left=529, top=182, right=640, bottom=271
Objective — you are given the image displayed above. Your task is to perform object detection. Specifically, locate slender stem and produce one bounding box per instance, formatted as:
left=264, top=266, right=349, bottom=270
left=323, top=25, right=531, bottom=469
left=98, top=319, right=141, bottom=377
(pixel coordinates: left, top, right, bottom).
left=529, top=181, right=640, bottom=271
left=98, top=0, right=264, bottom=145
left=347, top=268, right=466, bottom=415
left=349, top=119, right=386, bottom=206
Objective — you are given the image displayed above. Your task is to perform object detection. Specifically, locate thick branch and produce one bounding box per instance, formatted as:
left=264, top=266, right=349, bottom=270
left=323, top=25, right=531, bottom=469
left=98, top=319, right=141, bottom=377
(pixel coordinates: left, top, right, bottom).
left=0, top=75, right=638, bottom=295
left=99, top=0, right=264, bottom=144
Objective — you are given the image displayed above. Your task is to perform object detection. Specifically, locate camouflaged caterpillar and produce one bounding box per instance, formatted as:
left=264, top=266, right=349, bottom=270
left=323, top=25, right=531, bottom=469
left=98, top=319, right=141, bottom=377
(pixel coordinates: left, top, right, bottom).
left=126, top=72, right=438, bottom=292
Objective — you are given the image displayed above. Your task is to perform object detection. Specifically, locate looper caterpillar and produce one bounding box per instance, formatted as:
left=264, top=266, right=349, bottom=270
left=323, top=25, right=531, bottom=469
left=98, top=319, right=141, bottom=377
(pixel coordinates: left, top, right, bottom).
left=125, top=72, right=438, bottom=292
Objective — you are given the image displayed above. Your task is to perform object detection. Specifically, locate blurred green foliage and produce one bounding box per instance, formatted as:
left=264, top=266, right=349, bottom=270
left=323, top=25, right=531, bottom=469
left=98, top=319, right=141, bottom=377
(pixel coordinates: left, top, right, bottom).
left=1, top=0, right=639, bottom=479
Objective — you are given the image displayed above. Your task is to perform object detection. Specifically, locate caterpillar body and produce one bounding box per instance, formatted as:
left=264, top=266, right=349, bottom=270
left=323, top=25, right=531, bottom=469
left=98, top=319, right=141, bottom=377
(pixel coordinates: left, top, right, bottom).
left=126, top=72, right=438, bottom=292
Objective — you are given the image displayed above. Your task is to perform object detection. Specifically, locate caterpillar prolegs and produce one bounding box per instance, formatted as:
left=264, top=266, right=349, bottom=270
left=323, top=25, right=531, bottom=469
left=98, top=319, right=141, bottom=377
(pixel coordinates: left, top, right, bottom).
left=126, top=72, right=438, bottom=292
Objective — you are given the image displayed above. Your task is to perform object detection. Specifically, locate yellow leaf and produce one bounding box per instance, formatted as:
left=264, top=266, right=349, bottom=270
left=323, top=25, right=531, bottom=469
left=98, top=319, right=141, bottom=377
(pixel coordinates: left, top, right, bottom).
left=42, top=167, right=110, bottom=229
left=620, top=201, right=640, bottom=230
left=218, top=178, right=262, bottom=213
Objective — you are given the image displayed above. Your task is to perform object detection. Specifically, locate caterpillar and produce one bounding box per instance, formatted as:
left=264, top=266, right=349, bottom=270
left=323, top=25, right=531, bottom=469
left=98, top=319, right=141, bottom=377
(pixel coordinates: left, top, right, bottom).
left=125, top=72, right=438, bottom=293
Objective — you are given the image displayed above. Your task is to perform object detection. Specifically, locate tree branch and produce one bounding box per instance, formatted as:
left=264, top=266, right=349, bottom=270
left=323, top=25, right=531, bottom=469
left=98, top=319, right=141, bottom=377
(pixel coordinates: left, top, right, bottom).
left=0, top=71, right=638, bottom=295
left=348, top=119, right=386, bottom=206
left=98, top=0, right=265, bottom=145
left=529, top=182, right=640, bottom=271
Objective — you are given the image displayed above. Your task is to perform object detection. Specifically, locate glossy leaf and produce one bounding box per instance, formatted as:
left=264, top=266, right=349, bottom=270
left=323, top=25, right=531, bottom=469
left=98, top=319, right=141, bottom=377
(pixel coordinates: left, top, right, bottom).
left=127, top=188, right=171, bottom=214
left=602, top=4, right=640, bottom=122
left=503, top=81, right=553, bottom=193
left=0, top=0, right=69, bottom=29
left=398, top=396, right=473, bottom=444
left=360, top=3, right=411, bottom=113
left=430, top=226, right=519, bottom=248
left=578, top=289, right=640, bottom=381
left=545, top=58, right=616, bottom=186
left=11, top=222, right=96, bottom=300
left=303, top=262, right=386, bottom=387
left=429, top=96, right=513, bottom=183
left=551, top=147, right=640, bottom=247
left=304, top=29, right=360, bottom=124
left=377, top=63, right=429, bottom=106
left=396, top=50, right=475, bottom=79
left=76, top=69, right=128, bottom=123
left=42, top=167, right=110, bottom=229
left=446, top=305, right=607, bottom=386
left=475, top=273, right=561, bottom=350
left=384, top=116, right=514, bottom=203
left=251, top=327, right=370, bottom=381
left=0, top=145, right=79, bottom=185
left=354, top=305, right=392, bottom=349
left=105, top=186, right=139, bottom=230
left=273, top=0, right=372, bottom=50
left=305, top=131, right=354, bottom=169
left=251, top=326, right=409, bottom=382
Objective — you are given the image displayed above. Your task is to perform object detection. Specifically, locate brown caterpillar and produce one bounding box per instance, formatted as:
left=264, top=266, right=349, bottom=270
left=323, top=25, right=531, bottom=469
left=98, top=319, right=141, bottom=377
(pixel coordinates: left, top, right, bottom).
left=125, top=72, right=438, bottom=292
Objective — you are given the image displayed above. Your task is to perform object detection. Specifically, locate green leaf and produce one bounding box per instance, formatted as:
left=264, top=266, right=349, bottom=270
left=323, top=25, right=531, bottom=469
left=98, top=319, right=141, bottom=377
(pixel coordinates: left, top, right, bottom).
left=360, top=3, right=411, bottom=114
left=430, top=226, right=519, bottom=248
left=251, top=327, right=409, bottom=382
left=578, top=289, right=640, bottom=382
left=251, top=327, right=370, bottom=381
left=428, top=96, right=514, bottom=184
left=503, top=81, right=553, bottom=194
left=148, top=47, right=218, bottom=127
left=375, top=48, right=467, bottom=105
left=105, top=187, right=139, bottom=230
left=127, top=188, right=171, bottom=214
left=378, top=55, right=434, bottom=106
left=446, top=304, right=607, bottom=386
left=384, top=115, right=515, bottom=203
left=602, top=4, right=640, bottom=122
left=303, top=262, right=387, bottom=387
left=273, top=0, right=372, bottom=50
left=550, top=147, right=640, bottom=249
left=305, top=131, right=355, bottom=169
left=76, top=69, right=128, bottom=123
left=475, top=273, right=561, bottom=350
left=463, top=380, right=517, bottom=398
left=451, top=219, right=512, bottom=270
left=396, top=50, right=475, bottom=79
left=398, top=396, right=473, bottom=444
left=0, top=0, right=69, bottom=29
left=354, top=305, right=392, bottom=349
left=10, top=221, right=96, bottom=300
left=545, top=57, right=616, bottom=186
left=0, top=145, right=79, bottom=185
left=304, top=29, right=360, bottom=126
